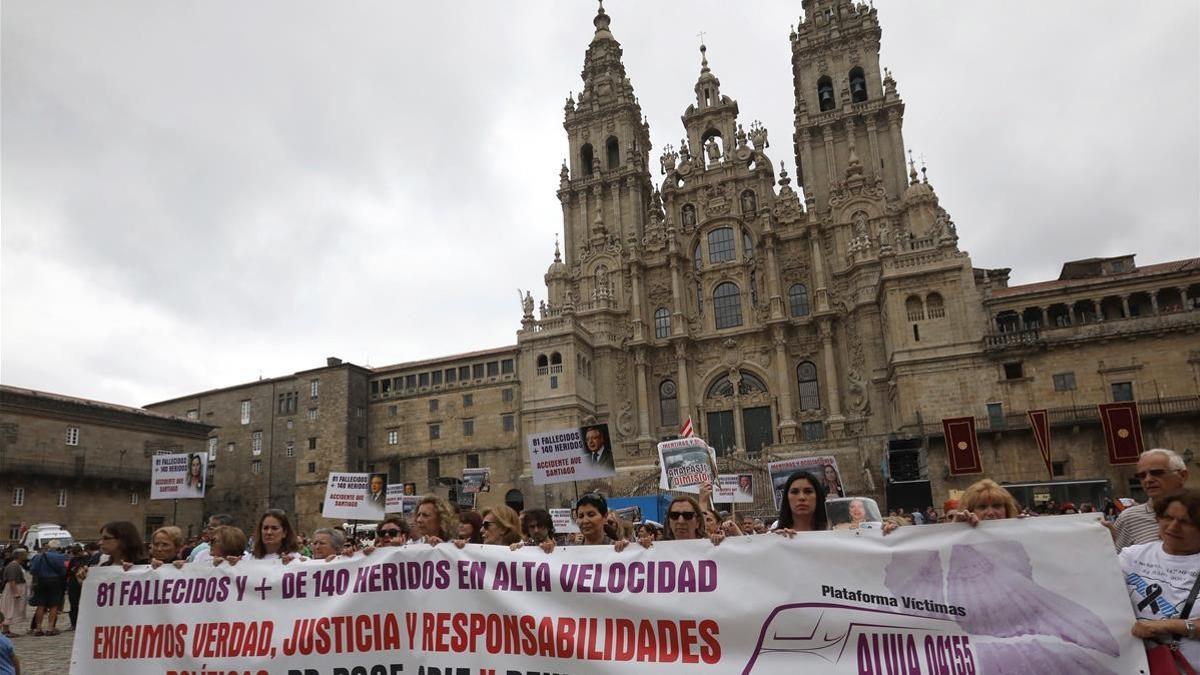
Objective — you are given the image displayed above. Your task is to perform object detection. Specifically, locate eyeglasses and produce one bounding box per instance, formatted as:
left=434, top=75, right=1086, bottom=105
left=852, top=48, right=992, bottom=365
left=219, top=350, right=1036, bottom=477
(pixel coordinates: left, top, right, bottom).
left=1135, top=468, right=1178, bottom=480
left=376, top=529, right=402, bottom=539
left=481, top=521, right=497, bottom=529
left=667, top=511, right=696, bottom=521
left=98, top=534, right=115, bottom=541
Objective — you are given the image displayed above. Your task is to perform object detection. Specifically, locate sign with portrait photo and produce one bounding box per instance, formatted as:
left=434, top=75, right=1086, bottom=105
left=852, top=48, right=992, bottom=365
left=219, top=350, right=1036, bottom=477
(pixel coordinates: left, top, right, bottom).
left=150, top=452, right=206, bottom=500
left=527, top=424, right=617, bottom=485
left=462, top=467, right=491, bottom=494
left=715, top=473, right=755, bottom=503
left=767, top=456, right=845, bottom=510
left=657, top=437, right=718, bottom=494
left=321, top=472, right=386, bottom=520
left=549, top=508, right=580, bottom=534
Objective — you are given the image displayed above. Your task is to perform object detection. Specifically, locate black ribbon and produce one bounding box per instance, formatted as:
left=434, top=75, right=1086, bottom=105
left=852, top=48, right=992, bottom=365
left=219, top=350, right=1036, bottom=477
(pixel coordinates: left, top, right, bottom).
left=1138, top=584, right=1164, bottom=614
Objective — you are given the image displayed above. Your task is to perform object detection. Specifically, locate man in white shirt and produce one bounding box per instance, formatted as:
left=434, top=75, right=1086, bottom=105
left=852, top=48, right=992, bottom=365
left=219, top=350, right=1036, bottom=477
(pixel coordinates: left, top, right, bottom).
left=1114, top=449, right=1189, bottom=549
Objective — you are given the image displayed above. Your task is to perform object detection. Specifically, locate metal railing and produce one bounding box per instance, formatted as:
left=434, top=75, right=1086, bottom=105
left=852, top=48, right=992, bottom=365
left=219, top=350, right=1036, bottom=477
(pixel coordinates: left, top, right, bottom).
left=919, top=395, right=1200, bottom=437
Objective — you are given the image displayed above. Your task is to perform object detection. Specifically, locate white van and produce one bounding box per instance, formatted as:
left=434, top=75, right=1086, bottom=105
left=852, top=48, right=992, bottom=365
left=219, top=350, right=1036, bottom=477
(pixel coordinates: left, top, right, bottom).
left=20, top=523, right=75, bottom=551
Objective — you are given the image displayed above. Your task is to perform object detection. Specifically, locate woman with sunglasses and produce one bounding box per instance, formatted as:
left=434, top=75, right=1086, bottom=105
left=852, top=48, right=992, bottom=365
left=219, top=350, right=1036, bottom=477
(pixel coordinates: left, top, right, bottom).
left=663, top=496, right=707, bottom=541
left=480, top=506, right=522, bottom=546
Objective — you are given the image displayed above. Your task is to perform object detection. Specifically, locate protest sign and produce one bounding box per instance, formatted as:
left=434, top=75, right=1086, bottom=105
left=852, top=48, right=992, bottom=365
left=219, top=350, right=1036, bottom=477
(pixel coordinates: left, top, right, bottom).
left=550, top=508, right=580, bottom=533
left=70, top=517, right=1147, bottom=674
left=462, top=467, right=491, bottom=494
left=715, top=473, right=755, bottom=503
left=657, top=437, right=718, bottom=493
left=528, top=424, right=617, bottom=485
left=768, top=455, right=845, bottom=508
left=150, top=452, right=206, bottom=500
left=612, top=505, right=642, bottom=524
left=321, top=472, right=386, bottom=520
left=384, top=484, right=407, bottom=514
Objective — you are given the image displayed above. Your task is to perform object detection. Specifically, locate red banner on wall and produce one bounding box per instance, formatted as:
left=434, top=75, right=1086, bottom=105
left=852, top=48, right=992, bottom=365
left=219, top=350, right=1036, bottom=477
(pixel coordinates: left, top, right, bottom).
left=942, top=416, right=982, bottom=475
left=1027, top=409, right=1053, bottom=479
left=1099, top=402, right=1144, bottom=465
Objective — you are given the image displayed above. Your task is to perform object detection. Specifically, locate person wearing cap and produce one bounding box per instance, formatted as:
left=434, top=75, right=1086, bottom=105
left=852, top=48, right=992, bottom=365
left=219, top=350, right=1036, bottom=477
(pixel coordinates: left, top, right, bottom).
left=29, top=541, right=66, bottom=636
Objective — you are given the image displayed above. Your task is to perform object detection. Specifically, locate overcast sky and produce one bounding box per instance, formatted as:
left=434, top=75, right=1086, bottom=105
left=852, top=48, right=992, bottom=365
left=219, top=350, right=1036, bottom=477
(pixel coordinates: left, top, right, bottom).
left=2, top=0, right=1197, bottom=407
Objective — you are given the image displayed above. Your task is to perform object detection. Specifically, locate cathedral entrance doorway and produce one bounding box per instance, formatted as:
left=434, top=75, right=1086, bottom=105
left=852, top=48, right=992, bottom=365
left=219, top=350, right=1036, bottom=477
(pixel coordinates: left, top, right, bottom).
left=703, top=371, right=774, bottom=456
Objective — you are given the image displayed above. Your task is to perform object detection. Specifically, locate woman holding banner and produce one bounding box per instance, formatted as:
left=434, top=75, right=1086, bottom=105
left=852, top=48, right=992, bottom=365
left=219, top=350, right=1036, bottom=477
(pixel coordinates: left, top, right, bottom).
left=414, top=495, right=457, bottom=545
left=1120, top=489, right=1200, bottom=669
left=773, top=471, right=829, bottom=535
left=481, top=506, right=522, bottom=546
left=248, top=509, right=302, bottom=562
left=663, top=496, right=707, bottom=541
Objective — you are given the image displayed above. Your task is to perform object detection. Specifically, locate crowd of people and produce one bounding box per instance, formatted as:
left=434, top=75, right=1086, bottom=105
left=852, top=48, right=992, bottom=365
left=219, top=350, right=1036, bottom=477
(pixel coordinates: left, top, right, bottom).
left=0, top=447, right=1196, bottom=672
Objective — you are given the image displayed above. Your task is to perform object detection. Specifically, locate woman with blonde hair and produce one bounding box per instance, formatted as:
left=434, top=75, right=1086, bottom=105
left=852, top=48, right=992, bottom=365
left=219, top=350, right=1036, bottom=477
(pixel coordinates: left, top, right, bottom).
left=955, top=478, right=1020, bottom=525
left=480, top=506, right=523, bottom=546
left=414, top=495, right=458, bottom=544
left=150, top=526, right=184, bottom=564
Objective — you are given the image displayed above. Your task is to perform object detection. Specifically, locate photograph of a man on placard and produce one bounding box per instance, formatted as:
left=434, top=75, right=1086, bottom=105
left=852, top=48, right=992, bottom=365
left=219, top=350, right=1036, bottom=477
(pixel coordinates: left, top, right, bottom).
left=580, top=424, right=615, bottom=472
left=366, top=472, right=387, bottom=507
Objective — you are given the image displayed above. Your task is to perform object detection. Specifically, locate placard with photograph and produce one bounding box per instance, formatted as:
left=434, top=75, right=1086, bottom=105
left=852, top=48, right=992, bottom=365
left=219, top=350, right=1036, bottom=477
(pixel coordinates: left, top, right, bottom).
left=657, top=437, right=718, bottom=493
left=715, top=473, right=755, bottom=503
left=321, top=472, right=386, bottom=520
left=767, top=456, right=845, bottom=510
left=462, top=468, right=491, bottom=494
left=527, top=424, right=617, bottom=485
left=549, top=508, right=580, bottom=534
left=150, top=452, right=207, bottom=500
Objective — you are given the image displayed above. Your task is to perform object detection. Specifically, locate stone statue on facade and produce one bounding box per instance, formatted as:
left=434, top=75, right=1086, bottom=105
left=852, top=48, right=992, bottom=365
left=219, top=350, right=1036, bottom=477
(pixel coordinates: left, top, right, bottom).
left=705, top=136, right=721, bottom=164
left=519, top=290, right=534, bottom=318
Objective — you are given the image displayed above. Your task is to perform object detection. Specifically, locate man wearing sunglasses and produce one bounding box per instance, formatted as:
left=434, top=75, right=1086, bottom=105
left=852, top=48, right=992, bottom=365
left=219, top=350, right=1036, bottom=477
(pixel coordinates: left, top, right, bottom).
left=375, top=516, right=409, bottom=548
left=1115, top=448, right=1189, bottom=549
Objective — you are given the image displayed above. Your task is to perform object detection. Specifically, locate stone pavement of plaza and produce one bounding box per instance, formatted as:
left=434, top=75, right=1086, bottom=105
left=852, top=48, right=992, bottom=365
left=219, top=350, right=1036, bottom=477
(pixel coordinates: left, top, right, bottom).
left=5, top=627, right=75, bottom=674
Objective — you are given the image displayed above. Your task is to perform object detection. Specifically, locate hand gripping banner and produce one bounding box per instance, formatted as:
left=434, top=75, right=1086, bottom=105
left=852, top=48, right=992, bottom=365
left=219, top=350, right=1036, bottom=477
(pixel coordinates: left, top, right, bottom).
left=71, top=517, right=1148, bottom=674
left=1098, top=402, right=1144, bottom=465
left=941, top=416, right=982, bottom=476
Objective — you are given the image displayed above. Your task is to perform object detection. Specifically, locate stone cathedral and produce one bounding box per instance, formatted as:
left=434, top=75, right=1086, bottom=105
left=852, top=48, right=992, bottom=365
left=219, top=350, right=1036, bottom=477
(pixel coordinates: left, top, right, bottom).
left=129, top=0, right=1198, bottom=534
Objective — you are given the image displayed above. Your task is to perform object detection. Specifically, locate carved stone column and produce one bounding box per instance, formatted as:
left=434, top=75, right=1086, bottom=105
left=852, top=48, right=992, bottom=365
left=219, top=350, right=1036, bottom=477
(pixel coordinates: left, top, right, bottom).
left=1121, top=296, right=1131, bottom=319
left=629, top=261, right=645, bottom=342
left=675, top=341, right=692, bottom=431
left=634, top=349, right=653, bottom=443
left=819, top=319, right=844, bottom=421
left=1181, top=286, right=1192, bottom=310
left=763, top=224, right=784, bottom=320
left=773, top=326, right=799, bottom=443
left=822, top=125, right=837, bottom=193
left=864, top=116, right=882, bottom=179
left=810, top=225, right=831, bottom=312
left=669, top=256, right=685, bottom=334
left=730, top=370, right=746, bottom=453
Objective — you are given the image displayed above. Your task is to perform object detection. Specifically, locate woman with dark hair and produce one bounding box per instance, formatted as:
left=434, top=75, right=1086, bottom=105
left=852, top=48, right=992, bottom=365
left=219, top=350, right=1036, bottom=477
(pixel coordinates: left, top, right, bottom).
left=1120, top=489, right=1200, bottom=667
left=98, top=521, right=148, bottom=567
left=773, top=471, right=829, bottom=534
left=249, top=509, right=301, bottom=562
left=822, top=463, right=844, bottom=498
left=456, top=511, right=484, bottom=545
left=187, top=454, right=204, bottom=491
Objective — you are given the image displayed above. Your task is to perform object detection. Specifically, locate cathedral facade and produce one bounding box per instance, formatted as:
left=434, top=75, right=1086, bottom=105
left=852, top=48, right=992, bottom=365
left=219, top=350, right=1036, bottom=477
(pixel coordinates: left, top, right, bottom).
left=137, top=1, right=1200, bottom=534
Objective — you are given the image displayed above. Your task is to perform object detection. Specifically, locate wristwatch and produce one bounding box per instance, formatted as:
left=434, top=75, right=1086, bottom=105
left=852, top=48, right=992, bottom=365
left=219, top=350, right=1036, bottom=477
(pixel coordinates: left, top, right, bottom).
left=1187, top=619, right=1196, bottom=639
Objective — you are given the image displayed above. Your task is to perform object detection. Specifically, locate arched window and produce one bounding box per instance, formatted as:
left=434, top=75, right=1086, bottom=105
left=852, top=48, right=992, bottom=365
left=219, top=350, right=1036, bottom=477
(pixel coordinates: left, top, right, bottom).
left=706, top=372, right=768, bottom=398
left=536, top=354, right=548, bottom=368
left=550, top=352, right=562, bottom=365
left=708, top=227, right=736, bottom=263
left=906, top=295, right=925, bottom=321
left=849, top=67, right=867, bottom=103
left=788, top=284, right=810, bottom=317
left=742, top=229, right=755, bottom=259
left=606, top=136, right=620, bottom=170
left=659, top=380, right=678, bottom=427
left=654, top=307, right=671, bottom=339
left=713, top=282, right=742, bottom=329
left=797, top=361, right=821, bottom=410
left=580, top=144, right=594, bottom=177
left=817, top=75, right=836, bottom=112
left=926, top=292, right=945, bottom=319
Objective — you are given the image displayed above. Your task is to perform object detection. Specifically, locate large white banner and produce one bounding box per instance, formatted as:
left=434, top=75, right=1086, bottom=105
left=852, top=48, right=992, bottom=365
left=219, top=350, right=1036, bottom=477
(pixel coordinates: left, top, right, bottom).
left=70, top=517, right=1147, bottom=674
left=150, top=452, right=206, bottom=500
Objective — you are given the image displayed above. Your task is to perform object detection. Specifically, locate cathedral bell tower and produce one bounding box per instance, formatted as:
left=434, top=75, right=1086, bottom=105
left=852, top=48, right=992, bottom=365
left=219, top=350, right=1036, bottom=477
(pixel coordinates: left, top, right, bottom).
left=791, top=0, right=908, bottom=211
left=558, top=1, right=654, bottom=280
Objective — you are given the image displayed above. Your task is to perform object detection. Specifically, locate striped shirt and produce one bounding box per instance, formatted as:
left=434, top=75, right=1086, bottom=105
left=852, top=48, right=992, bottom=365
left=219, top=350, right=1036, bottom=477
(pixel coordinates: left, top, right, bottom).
left=1114, top=502, right=1160, bottom=550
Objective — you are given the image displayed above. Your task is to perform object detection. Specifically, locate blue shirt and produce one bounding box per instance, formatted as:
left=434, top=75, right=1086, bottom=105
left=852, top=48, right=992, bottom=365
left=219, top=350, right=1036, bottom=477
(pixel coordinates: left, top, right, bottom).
left=0, top=632, right=16, bottom=675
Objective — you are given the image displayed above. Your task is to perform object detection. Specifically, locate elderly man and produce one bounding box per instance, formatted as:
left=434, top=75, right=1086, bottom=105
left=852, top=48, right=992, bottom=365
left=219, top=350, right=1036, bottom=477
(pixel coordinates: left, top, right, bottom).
left=1114, top=448, right=1189, bottom=549
left=309, top=528, right=344, bottom=559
